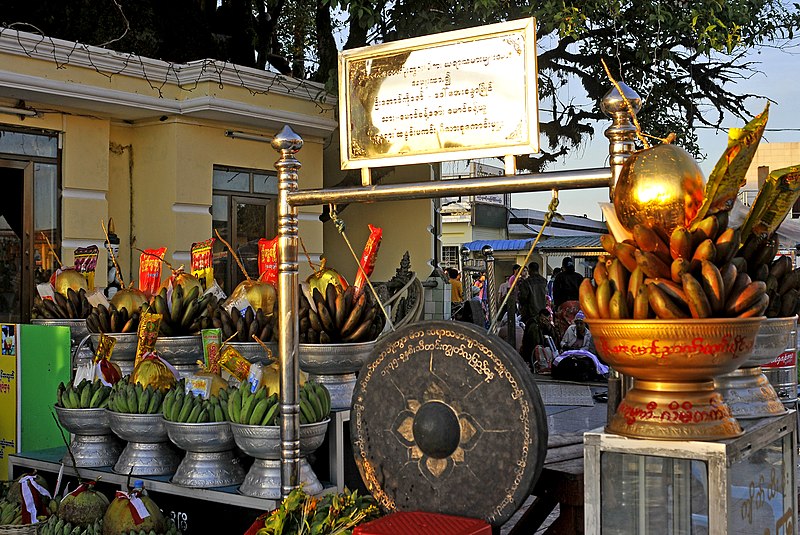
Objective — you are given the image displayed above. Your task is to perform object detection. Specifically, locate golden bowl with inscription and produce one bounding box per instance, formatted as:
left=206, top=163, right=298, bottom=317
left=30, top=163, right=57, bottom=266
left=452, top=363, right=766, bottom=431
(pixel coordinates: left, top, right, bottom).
left=588, top=317, right=764, bottom=440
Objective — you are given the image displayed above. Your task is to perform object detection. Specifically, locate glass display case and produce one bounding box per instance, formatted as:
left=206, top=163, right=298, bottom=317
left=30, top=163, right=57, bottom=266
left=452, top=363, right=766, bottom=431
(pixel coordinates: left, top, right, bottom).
left=585, top=411, right=796, bottom=535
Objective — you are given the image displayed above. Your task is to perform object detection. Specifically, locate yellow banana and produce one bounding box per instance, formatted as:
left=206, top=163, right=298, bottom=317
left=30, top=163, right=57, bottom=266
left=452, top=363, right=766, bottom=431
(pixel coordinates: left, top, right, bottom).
left=699, top=260, right=726, bottom=313
left=669, top=226, right=692, bottom=260
left=635, top=250, right=671, bottom=280
left=633, top=224, right=671, bottom=264
left=609, top=290, right=629, bottom=319
left=596, top=280, right=612, bottom=319
left=614, top=241, right=639, bottom=273
left=682, top=273, right=712, bottom=318
left=579, top=279, right=600, bottom=319
left=633, top=286, right=651, bottom=319
left=648, top=284, right=690, bottom=319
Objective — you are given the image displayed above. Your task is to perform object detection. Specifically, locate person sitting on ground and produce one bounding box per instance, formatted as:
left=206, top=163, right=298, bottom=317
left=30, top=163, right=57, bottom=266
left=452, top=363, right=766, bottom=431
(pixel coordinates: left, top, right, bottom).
left=520, top=308, right=557, bottom=371
left=552, top=312, right=608, bottom=382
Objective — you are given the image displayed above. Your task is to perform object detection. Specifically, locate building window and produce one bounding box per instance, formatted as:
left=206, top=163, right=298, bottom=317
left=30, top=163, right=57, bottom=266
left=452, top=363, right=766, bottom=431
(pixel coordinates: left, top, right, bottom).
left=0, top=127, right=60, bottom=322
left=211, top=166, right=277, bottom=295
left=442, top=246, right=460, bottom=269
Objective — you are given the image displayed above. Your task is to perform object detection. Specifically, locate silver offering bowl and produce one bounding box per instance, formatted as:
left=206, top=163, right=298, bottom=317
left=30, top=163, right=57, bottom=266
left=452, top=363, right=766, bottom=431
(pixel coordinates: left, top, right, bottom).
left=299, top=341, right=376, bottom=410
left=89, top=332, right=138, bottom=376
left=230, top=419, right=330, bottom=498
left=54, top=406, right=122, bottom=467
left=716, top=316, right=798, bottom=419
left=154, top=335, right=203, bottom=367
left=107, top=411, right=181, bottom=476
left=225, top=342, right=276, bottom=365
left=165, top=421, right=244, bottom=488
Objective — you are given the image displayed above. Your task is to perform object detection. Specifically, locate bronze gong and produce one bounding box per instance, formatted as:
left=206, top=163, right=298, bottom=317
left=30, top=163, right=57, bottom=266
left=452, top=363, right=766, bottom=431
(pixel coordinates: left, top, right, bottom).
left=351, top=320, right=548, bottom=526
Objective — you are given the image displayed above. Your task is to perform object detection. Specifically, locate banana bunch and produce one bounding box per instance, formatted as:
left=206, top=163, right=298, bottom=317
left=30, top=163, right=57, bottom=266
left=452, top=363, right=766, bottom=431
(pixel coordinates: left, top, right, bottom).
left=582, top=214, right=769, bottom=320
left=299, top=381, right=331, bottom=425
left=298, top=284, right=384, bottom=344
left=227, top=383, right=280, bottom=426
left=144, top=285, right=218, bottom=336
left=0, top=499, right=23, bottom=525
left=162, top=387, right=230, bottom=423
left=227, top=380, right=331, bottom=426
left=211, top=306, right=275, bottom=343
left=107, top=381, right=164, bottom=414
left=32, top=288, right=92, bottom=320
left=57, top=379, right=111, bottom=409
left=735, top=236, right=800, bottom=318
left=86, top=304, right=140, bottom=334
left=38, top=516, right=102, bottom=535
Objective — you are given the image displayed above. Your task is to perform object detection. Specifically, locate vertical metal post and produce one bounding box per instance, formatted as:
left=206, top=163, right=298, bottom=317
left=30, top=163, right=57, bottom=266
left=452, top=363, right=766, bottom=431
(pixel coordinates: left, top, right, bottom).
left=460, top=246, right=472, bottom=296
left=602, top=83, right=641, bottom=419
left=602, top=81, right=641, bottom=197
left=272, top=125, right=302, bottom=497
left=482, top=245, right=497, bottom=324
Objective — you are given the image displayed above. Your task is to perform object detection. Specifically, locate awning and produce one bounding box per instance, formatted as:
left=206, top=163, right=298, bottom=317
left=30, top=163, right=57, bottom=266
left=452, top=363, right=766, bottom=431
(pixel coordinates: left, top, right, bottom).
left=462, top=235, right=603, bottom=256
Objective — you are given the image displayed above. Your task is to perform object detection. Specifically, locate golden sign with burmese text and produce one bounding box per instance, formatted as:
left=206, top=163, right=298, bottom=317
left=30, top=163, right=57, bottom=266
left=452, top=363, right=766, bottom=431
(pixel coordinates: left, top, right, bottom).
left=338, top=18, right=538, bottom=169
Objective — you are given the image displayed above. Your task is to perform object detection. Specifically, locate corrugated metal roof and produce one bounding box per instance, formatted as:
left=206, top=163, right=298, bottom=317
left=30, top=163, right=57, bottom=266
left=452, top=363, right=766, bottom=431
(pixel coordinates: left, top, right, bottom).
left=536, top=235, right=603, bottom=251
left=462, top=234, right=602, bottom=253
left=462, top=239, right=532, bottom=252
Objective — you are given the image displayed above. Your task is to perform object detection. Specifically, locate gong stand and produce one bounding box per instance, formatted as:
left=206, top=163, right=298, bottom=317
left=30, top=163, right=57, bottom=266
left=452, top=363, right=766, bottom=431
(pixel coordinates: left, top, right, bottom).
left=270, top=83, right=641, bottom=499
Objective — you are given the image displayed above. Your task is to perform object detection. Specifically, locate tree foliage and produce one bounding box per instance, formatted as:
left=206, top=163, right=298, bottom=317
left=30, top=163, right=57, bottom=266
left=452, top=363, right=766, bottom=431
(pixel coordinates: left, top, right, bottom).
left=2, top=0, right=798, bottom=170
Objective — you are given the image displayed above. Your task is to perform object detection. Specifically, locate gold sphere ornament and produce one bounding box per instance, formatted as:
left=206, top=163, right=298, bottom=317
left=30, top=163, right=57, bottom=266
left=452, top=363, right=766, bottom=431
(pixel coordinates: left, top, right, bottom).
left=130, top=354, right=177, bottom=392
left=614, top=144, right=705, bottom=236
left=54, top=268, right=88, bottom=296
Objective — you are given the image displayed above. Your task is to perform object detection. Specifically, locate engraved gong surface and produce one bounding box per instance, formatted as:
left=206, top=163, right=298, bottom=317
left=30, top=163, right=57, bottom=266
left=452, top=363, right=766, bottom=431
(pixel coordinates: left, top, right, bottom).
left=351, top=321, right=548, bottom=526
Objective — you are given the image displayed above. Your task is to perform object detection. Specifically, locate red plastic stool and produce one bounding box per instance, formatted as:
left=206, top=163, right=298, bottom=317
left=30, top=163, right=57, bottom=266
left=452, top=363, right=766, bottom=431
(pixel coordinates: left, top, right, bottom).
left=354, top=511, right=492, bottom=535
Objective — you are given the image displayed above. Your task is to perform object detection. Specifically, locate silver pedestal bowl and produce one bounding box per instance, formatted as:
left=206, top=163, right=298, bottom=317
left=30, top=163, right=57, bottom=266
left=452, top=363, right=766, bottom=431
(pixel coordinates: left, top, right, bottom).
left=299, top=341, right=376, bottom=410
left=108, top=411, right=181, bottom=476
left=230, top=419, right=329, bottom=498
left=54, top=406, right=123, bottom=467
left=225, top=342, right=276, bottom=364
left=716, top=316, right=797, bottom=419
left=165, top=421, right=244, bottom=488
left=154, top=335, right=203, bottom=378
left=88, top=333, right=138, bottom=376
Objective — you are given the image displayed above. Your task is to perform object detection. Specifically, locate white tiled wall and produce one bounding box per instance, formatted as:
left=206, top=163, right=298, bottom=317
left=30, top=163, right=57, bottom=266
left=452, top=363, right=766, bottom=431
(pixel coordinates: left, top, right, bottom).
left=423, top=276, right=451, bottom=320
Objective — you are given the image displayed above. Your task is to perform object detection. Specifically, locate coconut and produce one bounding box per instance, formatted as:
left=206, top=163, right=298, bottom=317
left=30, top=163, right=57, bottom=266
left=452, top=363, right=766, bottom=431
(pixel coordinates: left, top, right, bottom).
left=54, top=268, right=89, bottom=297
left=306, top=265, right=348, bottom=296
left=110, top=287, right=147, bottom=314
left=102, top=490, right=166, bottom=535
left=226, top=280, right=276, bottom=316
left=159, top=270, right=202, bottom=296
left=7, top=472, right=50, bottom=506
left=58, top=483, right=109, bottom=526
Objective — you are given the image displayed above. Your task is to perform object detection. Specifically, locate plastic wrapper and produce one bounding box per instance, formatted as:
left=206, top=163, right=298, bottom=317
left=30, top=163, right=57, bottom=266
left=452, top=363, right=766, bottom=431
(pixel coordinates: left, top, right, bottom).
left=131, top=352, right=179, bottom=392
left=191, top=238, right=215, bottom=290
left=185, top=375, right=212, bottom=399
left=353, top=224, right=383, bottom=290
left=741, top=165, right=800, bottom=241
left=138, top=247, right=167, bottom=297
left=247, top=362, right=264, bottom=393
left=218, top=345, right=250, bottom=382
left=74, top=245, right=99, bottom=289
left=94, top=333, right=122, bottom=385
left=134, top=312, right=162, bottom=367
left=258, top=237, right=279, bottom=285
left=201, top=328, right=222, bottom=374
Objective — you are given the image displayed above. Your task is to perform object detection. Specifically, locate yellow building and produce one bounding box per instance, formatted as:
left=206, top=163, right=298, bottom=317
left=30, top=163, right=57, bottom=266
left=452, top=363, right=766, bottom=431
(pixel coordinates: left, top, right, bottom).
left=0, top=29, right=337, bottom=322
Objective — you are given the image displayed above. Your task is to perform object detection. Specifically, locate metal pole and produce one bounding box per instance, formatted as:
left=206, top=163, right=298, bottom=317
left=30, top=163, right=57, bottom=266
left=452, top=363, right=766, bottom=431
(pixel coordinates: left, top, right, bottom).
left=602, top=81, right=641, bottom=197
left=603, top=82, right=642, bottom=419
left=288, top=168, right=611, bottom=207
left=482, top=245, right=497, bottom=325
left=272, top=125, right=302, bottom=497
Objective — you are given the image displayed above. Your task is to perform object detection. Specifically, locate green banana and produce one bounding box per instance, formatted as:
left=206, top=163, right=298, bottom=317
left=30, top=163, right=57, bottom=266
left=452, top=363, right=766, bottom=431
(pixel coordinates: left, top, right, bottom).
left=249, top=398, right=270, bottom=425
left=137, top=386, right=151, bottom=414
left=147, top=389, right=162, bottom=414
left=177, top=394, right=194, bottom=422
left=299, top=397, right=316, bottom=424
left=261, top=402, right=279, bottom=426
left=228, top=389, right=242, bottom=423
left=186, top=402, right=202, bottom=423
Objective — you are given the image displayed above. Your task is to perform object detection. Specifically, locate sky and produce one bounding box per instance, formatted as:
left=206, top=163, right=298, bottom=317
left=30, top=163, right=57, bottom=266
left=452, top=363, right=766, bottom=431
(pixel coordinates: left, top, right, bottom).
left=512, top=46, right=800, bottom=221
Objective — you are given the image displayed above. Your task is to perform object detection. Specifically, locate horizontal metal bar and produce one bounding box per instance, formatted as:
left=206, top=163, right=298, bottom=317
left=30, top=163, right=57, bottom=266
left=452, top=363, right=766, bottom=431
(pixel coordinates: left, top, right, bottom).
left=288, top=167, right=611, bottom=207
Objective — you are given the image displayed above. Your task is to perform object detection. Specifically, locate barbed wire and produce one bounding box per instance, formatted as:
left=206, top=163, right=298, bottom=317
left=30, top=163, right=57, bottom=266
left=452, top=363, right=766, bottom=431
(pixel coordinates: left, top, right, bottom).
left=0, top=24, right=336, bottom=114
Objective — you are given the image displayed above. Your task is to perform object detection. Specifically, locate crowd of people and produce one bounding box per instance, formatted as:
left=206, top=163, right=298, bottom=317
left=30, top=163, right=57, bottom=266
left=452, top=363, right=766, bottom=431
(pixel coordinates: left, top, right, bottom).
left=447, top=257, right=608, bottom=382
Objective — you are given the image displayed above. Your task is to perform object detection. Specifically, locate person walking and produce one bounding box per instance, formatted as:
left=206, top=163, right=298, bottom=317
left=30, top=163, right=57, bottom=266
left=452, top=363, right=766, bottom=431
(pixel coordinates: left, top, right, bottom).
left=552, top=257, right=584, bottom=343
